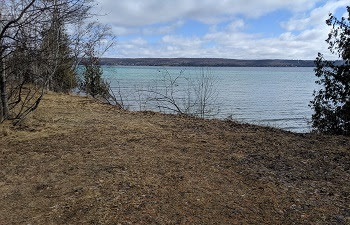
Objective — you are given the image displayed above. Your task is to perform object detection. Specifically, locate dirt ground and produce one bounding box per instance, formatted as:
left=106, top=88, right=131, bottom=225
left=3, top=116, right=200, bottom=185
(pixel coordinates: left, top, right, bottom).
left=0, top=92, right=349, bottom=225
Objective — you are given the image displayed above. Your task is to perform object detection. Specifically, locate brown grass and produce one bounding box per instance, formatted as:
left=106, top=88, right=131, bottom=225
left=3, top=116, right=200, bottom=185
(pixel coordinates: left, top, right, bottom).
left=0, top=92, right=349, bottom=224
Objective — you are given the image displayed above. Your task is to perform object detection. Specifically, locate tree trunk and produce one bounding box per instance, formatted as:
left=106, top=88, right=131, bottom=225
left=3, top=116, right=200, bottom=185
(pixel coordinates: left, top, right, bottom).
left=0, top=56, right=9, bottom=119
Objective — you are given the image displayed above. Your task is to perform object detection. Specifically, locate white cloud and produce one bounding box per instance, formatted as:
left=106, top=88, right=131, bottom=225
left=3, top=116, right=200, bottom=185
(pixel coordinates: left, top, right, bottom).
left=95, top=0, right=321, bottom=26
left=113, top=22, right=337, bottom=59
left=227, top=19, right=245, bottom=31
left=141, top=21, right=184, bottom=35
left=100, top=0, right=347, bottom=59
left=281, top=0, right=349, bottom=31
left=111, top=26, right=137, bottom=36
left=109, top=21, right=184, bottom=36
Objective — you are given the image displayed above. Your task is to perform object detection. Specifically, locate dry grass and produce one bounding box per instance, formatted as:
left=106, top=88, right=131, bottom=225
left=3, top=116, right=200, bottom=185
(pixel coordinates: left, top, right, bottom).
left=0, top=92, right=349, bottom=224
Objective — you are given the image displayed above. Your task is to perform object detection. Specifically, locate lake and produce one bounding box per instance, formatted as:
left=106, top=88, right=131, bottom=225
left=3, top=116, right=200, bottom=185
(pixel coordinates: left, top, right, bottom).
left=101, top=66, right=318, bottom=133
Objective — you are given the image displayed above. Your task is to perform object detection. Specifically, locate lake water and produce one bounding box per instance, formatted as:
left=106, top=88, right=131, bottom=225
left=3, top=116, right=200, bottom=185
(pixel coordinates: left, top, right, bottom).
left=102, top=66, right=318, bottom=133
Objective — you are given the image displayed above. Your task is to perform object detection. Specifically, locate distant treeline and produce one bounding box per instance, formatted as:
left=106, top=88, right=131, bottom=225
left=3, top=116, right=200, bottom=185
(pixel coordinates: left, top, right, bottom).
left=98, top=58, right=323, bottom=67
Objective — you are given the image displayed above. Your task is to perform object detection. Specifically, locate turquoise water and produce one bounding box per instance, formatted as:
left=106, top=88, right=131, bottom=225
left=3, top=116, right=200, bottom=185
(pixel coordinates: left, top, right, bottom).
left=102, top=66, right=318, bottom=133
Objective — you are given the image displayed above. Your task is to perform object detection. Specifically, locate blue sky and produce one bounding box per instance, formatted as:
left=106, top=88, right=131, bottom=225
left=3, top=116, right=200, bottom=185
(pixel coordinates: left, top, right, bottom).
left=94, top=0, right=349, bottom=59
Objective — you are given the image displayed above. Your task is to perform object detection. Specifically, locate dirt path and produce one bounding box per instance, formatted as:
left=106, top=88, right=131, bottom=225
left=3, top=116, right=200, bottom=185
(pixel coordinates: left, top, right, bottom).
left=1, top=93, right=349, bottom=224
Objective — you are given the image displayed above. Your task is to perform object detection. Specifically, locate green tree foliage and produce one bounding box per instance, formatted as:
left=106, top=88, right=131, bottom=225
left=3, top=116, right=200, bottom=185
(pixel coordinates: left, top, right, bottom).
left=78, top=23, right=116, bottom=102
left=51, top=33, right=77, bottom=93
left=310, top=6, right=350, bottom=135
left=41, top=11, right=76, bottom=93
left=82, top=55, right=109, bottom=99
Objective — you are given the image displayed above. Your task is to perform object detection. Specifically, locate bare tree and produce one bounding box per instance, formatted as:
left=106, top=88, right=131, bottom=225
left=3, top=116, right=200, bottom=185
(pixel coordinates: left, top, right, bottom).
left=0, top=0, right=37, bottom=119
left=71, top=21, right=114, bottom=70
left=0, top=0, right=93, bottom=123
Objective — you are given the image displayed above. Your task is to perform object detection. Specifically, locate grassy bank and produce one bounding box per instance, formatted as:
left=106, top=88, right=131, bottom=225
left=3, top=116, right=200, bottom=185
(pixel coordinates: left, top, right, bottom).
left=1, top=92, right=349, bottom=224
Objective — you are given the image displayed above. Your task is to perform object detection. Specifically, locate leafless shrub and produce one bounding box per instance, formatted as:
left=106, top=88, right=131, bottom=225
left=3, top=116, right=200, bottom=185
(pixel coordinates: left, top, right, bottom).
left=139, top=68, right=220, bottom=118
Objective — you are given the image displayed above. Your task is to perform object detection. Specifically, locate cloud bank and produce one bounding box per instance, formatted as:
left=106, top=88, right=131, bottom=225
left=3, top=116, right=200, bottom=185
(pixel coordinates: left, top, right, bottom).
left=94, top=0, right=349, bottom=59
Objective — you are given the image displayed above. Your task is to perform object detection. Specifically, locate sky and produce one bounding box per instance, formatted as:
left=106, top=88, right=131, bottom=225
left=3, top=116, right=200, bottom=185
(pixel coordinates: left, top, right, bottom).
left=93, top=0, right=349, bottom=59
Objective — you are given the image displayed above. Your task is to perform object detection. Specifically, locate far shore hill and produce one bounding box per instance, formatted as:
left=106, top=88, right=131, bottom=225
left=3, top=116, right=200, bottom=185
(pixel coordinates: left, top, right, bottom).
left=98, top=58, right=322, bottom=67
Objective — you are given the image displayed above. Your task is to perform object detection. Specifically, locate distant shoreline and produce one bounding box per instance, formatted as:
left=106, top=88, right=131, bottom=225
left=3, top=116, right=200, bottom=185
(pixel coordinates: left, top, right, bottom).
left=98, top=58, right=319, bottom=67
